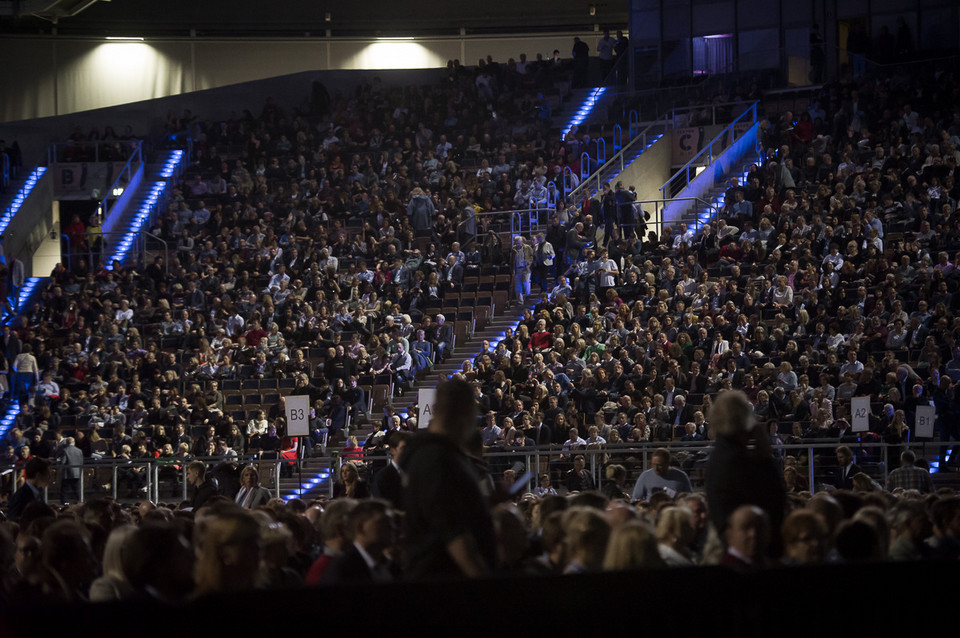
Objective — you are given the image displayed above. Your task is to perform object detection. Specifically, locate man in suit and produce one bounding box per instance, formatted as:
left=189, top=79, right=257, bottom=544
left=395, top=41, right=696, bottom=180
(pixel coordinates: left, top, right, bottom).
left=434, top=314, right=453, bottom=363
left=7, top=457, right=51, bottom=521
left=321, top=498, right=399, bottom=584
left=442, top=254, right=464, bottom=288
left=669, top=395, right=696, bottom=429
left=372, top=432, right=408, bottom=509
left=705, top=391, right=785, bottom=559
left=390, top=258, right=412, bottom=289
left=57, top=437, right=84, bottom=504
left=234, top=465, right=272, bottom=509
left=564, top=222, right=587, bottom=268
left=832, top=445, right=863, bottom=490
left=529, top=414, right=553, bottom=447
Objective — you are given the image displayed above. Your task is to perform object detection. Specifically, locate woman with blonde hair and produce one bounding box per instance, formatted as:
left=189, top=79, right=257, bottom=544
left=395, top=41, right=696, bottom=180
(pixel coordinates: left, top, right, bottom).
left=603, top=520, right=666, bottom=571
left=89, top=524, right=138, bottom=601
left=630, top=412, right=651, bottom=442
left=777, top=361, right=798, bottom=392
left=883, top=409, right=909, bottom=445
left=656, top=507, right=696, bottom=566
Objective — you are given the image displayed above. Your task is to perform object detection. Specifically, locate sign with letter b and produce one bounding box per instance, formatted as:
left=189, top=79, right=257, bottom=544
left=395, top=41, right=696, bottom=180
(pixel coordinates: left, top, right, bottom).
left=915, top=405, right=936, bottom=439
left=285, top=395, right=310, bottom=436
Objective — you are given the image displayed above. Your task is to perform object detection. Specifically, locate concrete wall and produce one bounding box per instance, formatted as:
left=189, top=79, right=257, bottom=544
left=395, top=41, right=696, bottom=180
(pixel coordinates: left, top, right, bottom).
left=617, top=134, right=672, bottom=231
left=5, top=172, right=55, bottom=278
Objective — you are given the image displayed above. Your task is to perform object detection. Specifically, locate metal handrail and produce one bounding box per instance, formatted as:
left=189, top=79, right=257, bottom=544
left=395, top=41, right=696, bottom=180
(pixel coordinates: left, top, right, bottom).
left=660, top=101, right=759, bottom=201
left=467, top=209, right=528, bottom=246
left=665, top=99, right=757, bottom=128
left=142, top=231, right=171, bottom=275
left=59, top=234, right=72, bottom=270
left=322, top=439, right=933, bottom=498
left=455, top=215, right=477, bottom=247
left=97, top=141, right=143, bottom=223
left=630, top=196, right=722, bottom=237
left=567, top=116, right=669, bottom=208
left=4, top=454, right=288, bottom=504
left=568, top=98, right=753, bottom=211
left=61, top=230, right=149, bottom=272
left=47, top=140, right=141, bottom=165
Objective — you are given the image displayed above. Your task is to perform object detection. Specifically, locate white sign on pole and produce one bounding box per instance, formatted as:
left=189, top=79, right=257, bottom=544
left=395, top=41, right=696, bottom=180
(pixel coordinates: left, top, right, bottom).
left=851, top=397, right=870, bottom=432
left=285, top=395, right=310, bottom=436
left=418, top=388, right=436, bottom=429
left=915, top=405, right=936, bottom=439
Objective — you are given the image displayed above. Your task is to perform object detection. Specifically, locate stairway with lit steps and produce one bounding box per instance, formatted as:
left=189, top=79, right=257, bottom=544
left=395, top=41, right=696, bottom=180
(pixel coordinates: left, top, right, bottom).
left=677, top=163, right=753, bottom=235
left=103, top=150, right=184, bottom=268
left=0, top=166, right=48, bottom=324
left=0, top=166, right=47, bottom=238
left=557, top=86, right=608, bottom=140
left=279, top=300, right=534, bottom=501
left=571, top=132, right=666, bottom=208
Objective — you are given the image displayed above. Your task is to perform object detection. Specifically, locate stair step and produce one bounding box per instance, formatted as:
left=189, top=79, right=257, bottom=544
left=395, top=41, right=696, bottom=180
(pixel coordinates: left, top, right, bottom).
left=286, top=302, right=534, bottom=487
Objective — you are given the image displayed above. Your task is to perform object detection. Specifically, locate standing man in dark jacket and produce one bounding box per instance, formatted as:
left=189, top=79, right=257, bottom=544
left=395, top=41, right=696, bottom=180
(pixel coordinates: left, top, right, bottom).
left=705, top=390, right=786, bottom=557
left=564, top=222, right=587, bottom=269
left=372, top=432, right=408, bottom=509
left=401, top=379, right=495, bottom=579
left=187, top=460, right=219, bottom=510
left=6, top=457, right=51, bottom=521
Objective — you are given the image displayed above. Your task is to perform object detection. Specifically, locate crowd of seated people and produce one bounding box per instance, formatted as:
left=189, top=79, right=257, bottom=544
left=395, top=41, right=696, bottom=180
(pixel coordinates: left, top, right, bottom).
left=4, top=48, right=960, bottom=606
left=5, top=56, right=960, bottom=492
left=445, top=60, right=960, bottom=481
left=0, top=50, right=591, bottom=505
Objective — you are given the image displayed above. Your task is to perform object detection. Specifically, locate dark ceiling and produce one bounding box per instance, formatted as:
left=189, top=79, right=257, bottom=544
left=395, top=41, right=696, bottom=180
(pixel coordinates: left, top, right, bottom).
left=3, top=0, right=629, bottom=37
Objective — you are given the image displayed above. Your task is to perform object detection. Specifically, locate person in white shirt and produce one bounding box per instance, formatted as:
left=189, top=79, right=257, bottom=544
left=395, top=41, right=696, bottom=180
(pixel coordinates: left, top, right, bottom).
left=822, top=244, right=844, bottom=270
left=716, top=219, right=739, bottom=243
left=36, top=373, right=60, bottom=398
left=550, top=276, right=573, bottom=302
left=114, top=299, right=134, bottom=325
left=839, top=350, right=864, bottom=377
left=561, top=428, right=587, bottom=458
left=597, top=248, right=619, bottom=290
left=480, top=413, right=502, bottom=446
left=266, top=264, right=290, bottom=292
left=226, top=312, right=245, bottom=337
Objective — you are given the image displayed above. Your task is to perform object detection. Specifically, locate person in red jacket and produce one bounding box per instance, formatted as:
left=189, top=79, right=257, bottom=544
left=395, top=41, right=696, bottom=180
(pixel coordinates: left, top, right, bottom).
left=244, top=320, right=268, bottom=348
left=529, top=319, right=553, bottom=349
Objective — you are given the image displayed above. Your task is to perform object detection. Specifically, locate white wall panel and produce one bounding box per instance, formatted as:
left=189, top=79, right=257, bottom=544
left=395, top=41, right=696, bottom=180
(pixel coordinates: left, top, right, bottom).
left=0, top=39, right=57, bottom=121
left=193, top=40, right=327, bottom=91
